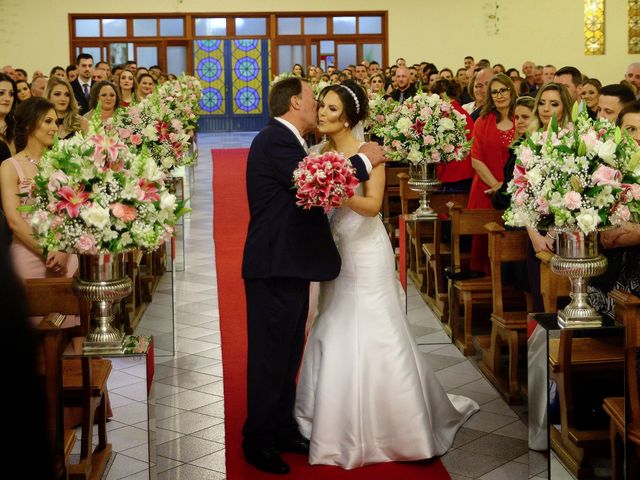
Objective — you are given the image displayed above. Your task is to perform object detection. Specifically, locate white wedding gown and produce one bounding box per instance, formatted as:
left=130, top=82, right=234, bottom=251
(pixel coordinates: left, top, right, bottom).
left=294, top=180, right=479, bottom=469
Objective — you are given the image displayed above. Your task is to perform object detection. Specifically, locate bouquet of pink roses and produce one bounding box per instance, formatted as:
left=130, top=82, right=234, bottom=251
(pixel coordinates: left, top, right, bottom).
left=292, top=151, right=359, bottom=214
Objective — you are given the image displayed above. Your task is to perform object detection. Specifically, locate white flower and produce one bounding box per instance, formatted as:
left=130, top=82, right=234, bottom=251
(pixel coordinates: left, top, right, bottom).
left=438, top=117, right=454, bottom=131
left=396, top=117, right=412, bottom=134
left=80, top=204, right=111, bottom=229
left=597, top=139, right=618, bottom=165
left=575, top=208, right=600, bottom=234
left=160, top=191, right=176, bottom=212
left=406, top=148, right=423, bottom=164
left=526, top=166, right=543, bottom=187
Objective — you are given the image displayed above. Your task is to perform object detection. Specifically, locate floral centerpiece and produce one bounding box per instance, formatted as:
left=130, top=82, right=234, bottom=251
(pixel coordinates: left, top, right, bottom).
left=271, top=72, right=296, bottom=86
left=504, top=112, right=640, bottom=328
left=378, top=91, right=471, bottom=164
left=26, top=128, right=189, bottom=255
left=312, top=80, right=331, bottom=98
left=156, top=73, right=203, bottom=133
left=364, top=92, right=397, bottom=139
left=292, top=151, right=359, bottom=214
left=503, top=114, right=640, bottom=234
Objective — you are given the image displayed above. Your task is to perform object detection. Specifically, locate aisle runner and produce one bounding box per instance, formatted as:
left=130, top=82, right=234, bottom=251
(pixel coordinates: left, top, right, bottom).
left=212, top=148, right=451, bottom=480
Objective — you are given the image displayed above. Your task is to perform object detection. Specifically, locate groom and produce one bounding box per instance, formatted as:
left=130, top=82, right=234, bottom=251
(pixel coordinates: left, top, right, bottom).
left=242, top=77, right=386, bottom=474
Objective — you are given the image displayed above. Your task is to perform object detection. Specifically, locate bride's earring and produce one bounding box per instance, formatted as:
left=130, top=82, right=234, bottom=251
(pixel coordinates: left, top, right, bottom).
left=344, top=122, right=349, bottom=128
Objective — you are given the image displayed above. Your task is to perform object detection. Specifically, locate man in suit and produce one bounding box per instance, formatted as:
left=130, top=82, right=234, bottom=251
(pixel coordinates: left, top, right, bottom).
left=390, top=66, right=416, bottom=103
left=70, top=53, right=94, bottom=115
left=241, top=77, right=385, bottom=475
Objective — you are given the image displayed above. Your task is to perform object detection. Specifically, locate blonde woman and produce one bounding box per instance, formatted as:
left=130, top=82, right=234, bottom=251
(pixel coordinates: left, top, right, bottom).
left=45, top=77, right=88, bottom=139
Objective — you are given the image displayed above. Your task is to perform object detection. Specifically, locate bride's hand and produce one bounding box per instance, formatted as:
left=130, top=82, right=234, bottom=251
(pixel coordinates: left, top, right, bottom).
left=358, top=142, right=387, bottom=167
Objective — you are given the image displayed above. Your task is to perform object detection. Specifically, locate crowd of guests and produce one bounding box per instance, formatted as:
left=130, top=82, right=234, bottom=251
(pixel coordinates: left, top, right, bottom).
left=289, top=56, right=640, bottom=319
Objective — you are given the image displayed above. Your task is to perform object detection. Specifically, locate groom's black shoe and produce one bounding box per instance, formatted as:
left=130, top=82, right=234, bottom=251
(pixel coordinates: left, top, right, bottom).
left=276, top=434, right=310, bottom=455
left=243, top=444, right=290, bottom=475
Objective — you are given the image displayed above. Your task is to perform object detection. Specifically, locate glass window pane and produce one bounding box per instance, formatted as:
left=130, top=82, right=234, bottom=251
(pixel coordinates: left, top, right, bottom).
left=359, top=16, right=382, bottom=34
left=304, top=17, right=326, bottom=35
left=333, top=16, right=356, bottom=35
left=278, top=17, right=301, bottom=35
left=195, top=18, right=227, bottom=36
left=337, top=44, right=356, bottom=70
left=277, top=45, right=305, bottom=76
left=362, top=44, right=382, bottom=64
left=136, top=46, right=158, bottom=69
left=167, top=46, right=188, bottom=76
left=310, top=44, right=318, bottom=69
left=133, top=19, right=157, bottom=37
left=102, top=18, right=126, bottom=37
left=160, top=18, right=184, bottom=37
left=109, top=43, right=130, bottom=65
left=76, top=46, right=102, bottom=62
left=319, top=40, right=334, bottom=54
left=235, top=17, right=266, bottom=36
left=75, top=19, right=100, bottom=37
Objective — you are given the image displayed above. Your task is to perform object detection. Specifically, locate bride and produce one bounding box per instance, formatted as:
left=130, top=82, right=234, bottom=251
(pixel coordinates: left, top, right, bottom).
left=294, top=79, right=479, bottom=469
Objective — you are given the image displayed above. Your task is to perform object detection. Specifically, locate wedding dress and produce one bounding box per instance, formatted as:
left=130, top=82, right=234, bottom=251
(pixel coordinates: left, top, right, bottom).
left=294, top=143, right=479, bottom=469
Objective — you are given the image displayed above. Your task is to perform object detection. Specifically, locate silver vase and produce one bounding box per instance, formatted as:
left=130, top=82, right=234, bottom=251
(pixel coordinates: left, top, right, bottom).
left=407, top=162, right=441, bottom=219
left=73, top=252, right=132, bottom=353
left=551, top=230, right=607, bottom=328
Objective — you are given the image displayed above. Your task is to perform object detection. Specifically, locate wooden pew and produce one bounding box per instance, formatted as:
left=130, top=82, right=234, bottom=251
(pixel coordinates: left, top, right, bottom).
left=602, top=289, right=640, bottom=479
left=477, top=223, right=529, bottom=404
left=536, top=250, right=571, bottom=313
left=548, top=321, right=624, bottom=478
left=382, top=164, right=409, bottom=253
left=447, top=204, right=504, bottom=355
left=24, top=277, right=113, bottom=480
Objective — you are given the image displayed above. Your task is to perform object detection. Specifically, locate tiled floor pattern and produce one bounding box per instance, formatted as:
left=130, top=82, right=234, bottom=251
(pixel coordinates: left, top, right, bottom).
left=85, top=131, right=562, bottom=480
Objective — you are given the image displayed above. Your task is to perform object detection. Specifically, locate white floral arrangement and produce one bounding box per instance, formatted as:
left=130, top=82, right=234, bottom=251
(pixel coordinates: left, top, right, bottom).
left=157, top=73, right=203, bottom=132
left=25, top=127, right=189, bottom=254
left=378, top=91, right=471, bottom=164
left=270, top=72, right=296, bottom=86
left=364, top=92, right=397, bottom=138
left=504, top=113, right=640, bottom=234
left=312, top=80, right=331, bottom=98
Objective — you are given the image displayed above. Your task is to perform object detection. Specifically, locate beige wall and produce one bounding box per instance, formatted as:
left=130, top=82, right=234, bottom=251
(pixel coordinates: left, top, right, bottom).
left=0, top=0, right=638, bottom=84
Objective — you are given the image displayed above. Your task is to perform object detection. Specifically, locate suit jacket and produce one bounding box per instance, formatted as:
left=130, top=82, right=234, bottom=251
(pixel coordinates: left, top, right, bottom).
left=390, top=84, right=417, bottom=103
left=242, top=118, right=369, bottom=281
left=71, top=79, right=91, bottom=115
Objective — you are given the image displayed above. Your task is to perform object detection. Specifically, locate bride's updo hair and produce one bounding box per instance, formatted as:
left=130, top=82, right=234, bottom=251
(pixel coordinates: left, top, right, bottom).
left=318, top=79, right=368, bottom=129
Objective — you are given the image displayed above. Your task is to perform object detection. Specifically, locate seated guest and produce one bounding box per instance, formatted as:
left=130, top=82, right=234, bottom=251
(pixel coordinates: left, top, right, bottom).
left=553, top=65, right=583, bottom=104
left=84, top=80, right=120, bottom=122
left=136, top=73, right=156, bottom=101
left=624, top=62, right=640, bottom=98
left=390, top=66, right=416, bottom=103
left=369, top=73, right=386, bottom=95
left=45, top=77, right=88, bottom=139
left=49, top=66, right=67, bottom=80
left=430, top=79, right=475, bottom=192
left=0, top=72, right=17, bottom=162
left=596, top=83, right=636, bottom=123
left=618, top=100, right=640, bottom=143
left=30, top=76, right=48, bottom=97
left=582, top=78, right=602, bottom=120
left=0, top=98, right=78, bottom=296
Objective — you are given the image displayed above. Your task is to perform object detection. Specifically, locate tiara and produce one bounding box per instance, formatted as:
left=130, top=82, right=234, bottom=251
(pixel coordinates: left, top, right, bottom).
left=340, top=84, right=360, bottom=114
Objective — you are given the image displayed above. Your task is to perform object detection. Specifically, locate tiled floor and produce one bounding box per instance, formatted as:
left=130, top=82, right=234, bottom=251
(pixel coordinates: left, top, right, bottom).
left=93, top=131, right=555, bottom=480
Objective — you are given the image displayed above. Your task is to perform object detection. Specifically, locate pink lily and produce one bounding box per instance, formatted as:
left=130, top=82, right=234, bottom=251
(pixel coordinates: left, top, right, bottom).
left=55, top=185, right=90, bottom=218
left=91, top=134, right=126, bottom=163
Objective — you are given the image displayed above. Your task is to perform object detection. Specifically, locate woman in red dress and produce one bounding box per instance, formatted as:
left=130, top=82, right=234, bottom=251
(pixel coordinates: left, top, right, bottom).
left=467, top=73, right=517, bottom=274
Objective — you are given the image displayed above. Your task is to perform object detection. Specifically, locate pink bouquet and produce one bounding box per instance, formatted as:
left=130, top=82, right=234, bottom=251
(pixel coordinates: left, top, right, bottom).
left=292, top=151, right=359, bottom=214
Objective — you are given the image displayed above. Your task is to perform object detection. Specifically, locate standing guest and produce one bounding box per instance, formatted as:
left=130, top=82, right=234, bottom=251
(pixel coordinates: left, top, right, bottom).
left=369, top=73, right=386, bottom=94
left=390, top=66, right=416, bottom=103
left=136, top=73, right=156, bottom=101
left=16, top=80, right=32, bottom=103
left=396, top=57, right=407, bottom=67
left=49, top=66, right=67, bottom=80
left=157, top=73, right=169, bottom=84
left=30, top=76, right=48, bottom=97
left=542, top=65, right=556, bottom=84
left=84, top=80, right=120, bottom=122
left=354, top=64, right=368, bottom=82
left=431, top=79, right=475, bottom=192
left=111, top=65, right=124, bottom=85
left=241, top=77, right=385, bottom=475
left=149, top=65, right=162, bottom=80
left=118, top=69, right=137, bottom=107
left=553, top=66, right=583, bottom=103
left=14, top=69, right=27, bottom=82
left=597, top=83, right=636, bottom=123
left=32, top=70, right=44, bottom=81
left=0, top=97, right=78, bottom=284
left=292, top=64, right=304, bottom=77
left=618, top=100, right=640, bottom=144
left=469, top=67, right=493, bottom=120
left=464, top=56, right=475, bottom=70
left=70, top=53, right=94, bottom=115
left=1, top=65, right=16, bottom=80
left=506, top=68, right=520, bottom=80
left=439, top=68, right=454, bottom=80
left=582, top=78, right=602, bottom=119
left=95, top=61, right=111, bottom=81
left=135, top=67, right=150, bottom=82
left=624, top=62, right=640, bottom=98
left=124, top=60, right=137, bottom=73
left=45, top=77, right=88, bottom=139
left=467, top=73, right=517, bottom=275
left=522, top=60, right=538, bottom=96
left=91, top=69, right=106, bottom=83
left=493, top=63, right=506, bottom=74
left=65, top=64, right=78, bottom=83
left=367, top=61, right=381, bottom=76
left=0, top=73, right=17, bottom=161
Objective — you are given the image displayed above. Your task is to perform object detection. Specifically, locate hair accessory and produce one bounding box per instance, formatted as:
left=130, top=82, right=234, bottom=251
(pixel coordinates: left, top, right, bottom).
left=340, top=85, right=360, bottom=114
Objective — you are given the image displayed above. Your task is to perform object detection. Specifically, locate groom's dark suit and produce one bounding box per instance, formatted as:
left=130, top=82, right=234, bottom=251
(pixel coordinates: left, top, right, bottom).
left=242, top=118, right=368, bottom=451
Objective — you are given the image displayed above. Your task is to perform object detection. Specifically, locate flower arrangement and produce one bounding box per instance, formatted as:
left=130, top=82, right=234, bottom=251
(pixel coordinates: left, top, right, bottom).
left=292, top=151, right=359, bottom=214
left=504, top=113, right=640, bottom=234
left=25, top=127, right=189, bottom=255
left=378, top=91, right=471, bottom=164
left=271, top=72, right=296, bottom=86
left=114, top=74, right=202, bottom=173
left=364, top=92, right=397, bottom=138
left=312, top=80, right=331, bottom=98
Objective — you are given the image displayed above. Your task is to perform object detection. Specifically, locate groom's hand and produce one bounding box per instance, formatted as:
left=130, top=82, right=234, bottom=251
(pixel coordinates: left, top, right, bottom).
left=358, top=142, right=387, bottom=168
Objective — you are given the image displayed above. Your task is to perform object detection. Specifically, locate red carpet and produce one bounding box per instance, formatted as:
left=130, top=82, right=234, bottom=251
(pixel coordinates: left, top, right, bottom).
left=212, top=148, right=451, bottom=480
